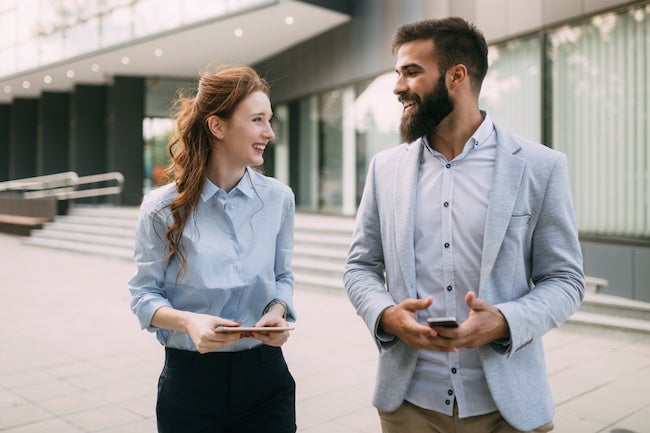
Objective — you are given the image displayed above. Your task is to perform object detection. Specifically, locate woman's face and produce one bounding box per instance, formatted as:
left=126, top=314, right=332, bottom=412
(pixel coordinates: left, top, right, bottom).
left=213, top=90, right=275, bottom=169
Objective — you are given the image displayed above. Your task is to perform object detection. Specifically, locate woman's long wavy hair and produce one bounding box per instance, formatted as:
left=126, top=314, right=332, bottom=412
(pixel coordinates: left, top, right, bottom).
left=162, top=64, right=269, bottom=276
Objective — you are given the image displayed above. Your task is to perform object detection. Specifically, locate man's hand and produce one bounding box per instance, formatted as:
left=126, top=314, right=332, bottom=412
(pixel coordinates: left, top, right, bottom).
left=380, top=297, right=455, bottom=352
left=433, top=292, right=510, bottom=350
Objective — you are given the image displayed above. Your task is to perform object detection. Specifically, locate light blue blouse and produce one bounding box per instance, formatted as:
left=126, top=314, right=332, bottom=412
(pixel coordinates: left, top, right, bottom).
left=129, top=167, right=295, bottom=352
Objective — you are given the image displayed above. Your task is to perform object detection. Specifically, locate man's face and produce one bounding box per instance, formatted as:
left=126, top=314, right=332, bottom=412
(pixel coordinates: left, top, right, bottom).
left=394, top=40, right=454, bottom=143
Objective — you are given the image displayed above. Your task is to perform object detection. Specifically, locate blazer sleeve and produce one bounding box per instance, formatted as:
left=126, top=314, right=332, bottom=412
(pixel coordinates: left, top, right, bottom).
left=344, top=156, right=398, bottom=348
left=495, top=153, right=585, bottom=355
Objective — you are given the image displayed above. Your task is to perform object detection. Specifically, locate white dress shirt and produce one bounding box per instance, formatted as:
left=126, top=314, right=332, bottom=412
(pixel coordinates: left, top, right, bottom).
left=405, top=111, right=499, bottom=417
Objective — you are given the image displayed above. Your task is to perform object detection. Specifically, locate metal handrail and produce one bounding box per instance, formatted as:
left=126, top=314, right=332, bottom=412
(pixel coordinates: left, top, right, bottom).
left=0, top=171, right=78, bottom=192
left=1, top=171, right=124, bottom=200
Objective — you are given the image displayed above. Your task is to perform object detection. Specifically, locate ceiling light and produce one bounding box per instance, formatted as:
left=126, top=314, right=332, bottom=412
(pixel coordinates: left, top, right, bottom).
left=234, top=28, right=244, bottom=37
left=66, top=69, right=75, bottom=78
left=284, top=16, right=294, bottom=25
left=3, top=85, right=11, bottom=94
left=44, top=75, right=52, bottom=84
left=91, top=63, right=100, bottom=72
left=121, top=56, right=130, bottom=65
left=22, top=81, right=31, bottom=89
left=154, top=48, right=163, bottom=57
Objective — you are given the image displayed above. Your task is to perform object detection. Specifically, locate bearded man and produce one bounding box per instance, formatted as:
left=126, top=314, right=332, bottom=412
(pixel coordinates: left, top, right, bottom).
left=344, top=17, right=585, bottom=433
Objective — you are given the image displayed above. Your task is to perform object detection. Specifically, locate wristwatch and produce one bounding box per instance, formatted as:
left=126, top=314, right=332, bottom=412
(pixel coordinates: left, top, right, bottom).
left=263, top=298, right=288, bottom=319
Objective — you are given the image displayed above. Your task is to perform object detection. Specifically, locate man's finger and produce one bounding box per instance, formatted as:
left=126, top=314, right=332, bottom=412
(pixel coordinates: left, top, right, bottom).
left=401, top=296, right=433, bottom=311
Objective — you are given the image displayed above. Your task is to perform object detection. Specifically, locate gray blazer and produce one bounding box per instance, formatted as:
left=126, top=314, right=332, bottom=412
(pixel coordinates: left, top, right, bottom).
left=344, top=124, right=585, bottom=431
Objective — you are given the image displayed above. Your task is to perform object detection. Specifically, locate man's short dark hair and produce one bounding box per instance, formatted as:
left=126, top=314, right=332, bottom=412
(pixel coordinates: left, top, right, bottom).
left=392, top=17, right=489, bottom=95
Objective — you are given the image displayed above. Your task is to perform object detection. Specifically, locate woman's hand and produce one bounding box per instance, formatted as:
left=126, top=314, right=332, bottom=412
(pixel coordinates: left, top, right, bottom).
left=184, top=312, right=246, bottom=353
left=251, top=305, right=291, bottom=347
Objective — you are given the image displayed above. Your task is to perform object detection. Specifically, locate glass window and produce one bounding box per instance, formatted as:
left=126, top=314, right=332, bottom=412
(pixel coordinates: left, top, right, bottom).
left=549, top=5, right=650, bottom=238
left=134, top=0, right=181, bottom=38
left=318, top=89, right=344, bottom=211
left=101, top=6, right=132, bottom=47
left=143, top=117, right=174, bottom=194
left=0, top=9, right=16, bottom=48
left=296, top=96, right=319, bottom=210
left=182, top=0, right=228, bottom=24
left=354, top=72, right=402, bottom=204
left=480, top=36, right=542, bottom=142
left=64, top=16, right=99, bottom=56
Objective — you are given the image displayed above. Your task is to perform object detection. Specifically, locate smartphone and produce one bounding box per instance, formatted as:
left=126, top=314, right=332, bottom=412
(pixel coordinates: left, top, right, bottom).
left=427, top=317, right=459, bottom=328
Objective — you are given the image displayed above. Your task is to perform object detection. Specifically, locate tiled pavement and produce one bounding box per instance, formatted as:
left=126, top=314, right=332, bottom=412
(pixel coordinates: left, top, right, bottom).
left=0, top=232, right=649, bottom=433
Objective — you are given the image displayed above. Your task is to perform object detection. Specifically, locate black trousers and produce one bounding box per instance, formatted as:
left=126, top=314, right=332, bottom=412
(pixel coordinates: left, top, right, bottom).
left=157, top=345, right=296, bottom=433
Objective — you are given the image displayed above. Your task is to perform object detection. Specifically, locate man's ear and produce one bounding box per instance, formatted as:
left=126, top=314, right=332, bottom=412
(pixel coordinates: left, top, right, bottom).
left=208, top=115, right=224, bottom=140
left=448, top=64, right=468, bottom=89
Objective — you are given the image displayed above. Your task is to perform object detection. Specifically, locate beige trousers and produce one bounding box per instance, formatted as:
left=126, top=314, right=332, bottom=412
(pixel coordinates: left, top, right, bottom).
left=379, top=400, right=554, bottom=433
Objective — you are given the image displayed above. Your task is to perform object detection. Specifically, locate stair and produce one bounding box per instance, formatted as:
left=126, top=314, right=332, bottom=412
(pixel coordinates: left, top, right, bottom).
left=566, top=292, right=650, bottom=337
left=24, top=204, right=137, bottom=260
left=292, top=212, right=354, bottom=292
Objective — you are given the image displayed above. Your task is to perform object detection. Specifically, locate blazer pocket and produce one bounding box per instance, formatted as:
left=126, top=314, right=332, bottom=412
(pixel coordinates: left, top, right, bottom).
left=508, top=214, right=530, bottom=228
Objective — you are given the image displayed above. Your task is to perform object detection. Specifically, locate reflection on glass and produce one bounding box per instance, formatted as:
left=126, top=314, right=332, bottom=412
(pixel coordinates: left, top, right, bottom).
left=479, top=37, right=541, bottom=142
left=65, top=17, right=99, bottom=57
left=101, top=7, right=132, bottom=47
left=143, top=117, right=174, bottom=194
left=319, top=89, right=343, bottom=210
left=548, top=5, right=650, bottom=237
left=354, top=72, right=401, bottom=204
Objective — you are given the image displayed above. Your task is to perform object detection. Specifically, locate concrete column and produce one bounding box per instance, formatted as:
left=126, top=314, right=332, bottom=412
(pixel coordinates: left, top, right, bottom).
left=10, top=98, right=38, bottom=179
left=0, top=104, right=9, bottom=181
left=70, top=84, right=107, bottom=176
left=38, top=92, right=71, bottom=175
left=106, top=76, right=145, bottom=205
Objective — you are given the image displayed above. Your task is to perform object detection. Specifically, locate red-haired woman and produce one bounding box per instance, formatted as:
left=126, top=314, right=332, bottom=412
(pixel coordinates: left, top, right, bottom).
left=129, top=65, right=296, bottom=433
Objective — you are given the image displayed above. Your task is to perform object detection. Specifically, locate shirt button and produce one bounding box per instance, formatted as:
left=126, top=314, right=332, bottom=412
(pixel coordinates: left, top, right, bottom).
left=445, top=163, right=451, bottom=169
left=448, top=389, right=453, bottom=396
left=443, top=201, right=449, bottom=207
left=451, top=368, right=457, bottom=374
left=444, top=242, right=450, bottom=248
left=232, top=264, right=239, bottom=270
left=447, top=285, right=452, bottom=292
left=445, top=399, right=451, bottom=405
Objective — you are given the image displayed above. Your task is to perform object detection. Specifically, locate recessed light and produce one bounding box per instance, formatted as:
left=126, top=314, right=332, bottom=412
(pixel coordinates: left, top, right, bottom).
left=3, top=85, right=11, bottom=94
left=22, top=81, right=31, bottom=89
left=66, top=69, right=75, bottom=78
left=91, top=63, right=100, bottom=72
left=234, top=28, right=244, bottom=37
left=154, top=48, right=163, bottom=57
left=44, top=75, right=52, bottom=84
left=121, top=56, right=130, bottom=65
left=284, top=16, right=294, bottom=25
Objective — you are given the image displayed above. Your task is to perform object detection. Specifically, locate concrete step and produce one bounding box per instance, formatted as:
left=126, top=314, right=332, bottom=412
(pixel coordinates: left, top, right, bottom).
left=27, top=227, right=134, bottom=249
left=294, top=272, right=344, bottom=292
left=564, top=292, right=650, bottom=337
left=579, top=292, right=650, bottom=321
left=24, top=236, right=132, bottom=260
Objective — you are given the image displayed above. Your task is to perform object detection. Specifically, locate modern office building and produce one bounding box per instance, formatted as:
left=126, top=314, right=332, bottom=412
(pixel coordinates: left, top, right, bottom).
left=1, top=0, right=648, bottom=301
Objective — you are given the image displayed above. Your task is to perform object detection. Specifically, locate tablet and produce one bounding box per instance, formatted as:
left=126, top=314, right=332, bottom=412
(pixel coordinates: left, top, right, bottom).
left=214, top=326, right=295, bottom=333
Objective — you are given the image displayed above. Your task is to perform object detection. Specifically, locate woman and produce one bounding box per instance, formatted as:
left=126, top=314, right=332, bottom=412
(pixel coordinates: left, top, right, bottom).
left=129, top=65, right=296, bottom=433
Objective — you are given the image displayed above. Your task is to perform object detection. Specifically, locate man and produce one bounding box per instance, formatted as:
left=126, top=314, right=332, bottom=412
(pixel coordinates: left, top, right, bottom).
left=344, top=17, right=585, bottom=433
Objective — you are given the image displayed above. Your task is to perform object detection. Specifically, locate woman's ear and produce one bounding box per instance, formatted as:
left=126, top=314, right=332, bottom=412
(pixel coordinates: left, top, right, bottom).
left=208, top=115, right=224, bottom=140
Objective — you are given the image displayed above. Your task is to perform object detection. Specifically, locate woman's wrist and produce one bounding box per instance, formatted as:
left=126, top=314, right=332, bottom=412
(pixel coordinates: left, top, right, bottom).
left=263, top=298, right=288, bottom=319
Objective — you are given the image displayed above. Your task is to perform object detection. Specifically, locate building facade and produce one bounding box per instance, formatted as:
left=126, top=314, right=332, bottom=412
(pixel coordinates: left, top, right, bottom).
left=1, top=0, right=649, bottom=301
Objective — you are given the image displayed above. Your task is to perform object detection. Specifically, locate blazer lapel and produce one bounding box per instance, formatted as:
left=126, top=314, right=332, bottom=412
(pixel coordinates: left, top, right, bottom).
left=480, top=128, right=526, bottom=293
left=394, top=140, right=422, bottom=298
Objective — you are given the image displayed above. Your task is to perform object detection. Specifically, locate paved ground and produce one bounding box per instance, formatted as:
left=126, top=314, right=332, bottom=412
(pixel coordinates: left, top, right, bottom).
left=0, top=232, right=649, bottom=433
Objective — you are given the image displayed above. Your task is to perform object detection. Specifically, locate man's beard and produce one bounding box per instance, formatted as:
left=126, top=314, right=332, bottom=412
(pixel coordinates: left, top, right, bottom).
left=398, top=74, right=454, bottom=143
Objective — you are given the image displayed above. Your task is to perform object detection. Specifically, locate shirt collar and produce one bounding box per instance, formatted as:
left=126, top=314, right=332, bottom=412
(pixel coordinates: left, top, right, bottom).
left=200, top=167, right=257, bottom=202
left=421, top=110, right=494, bottom=156
left=471, top=110, right=494, bottom=148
